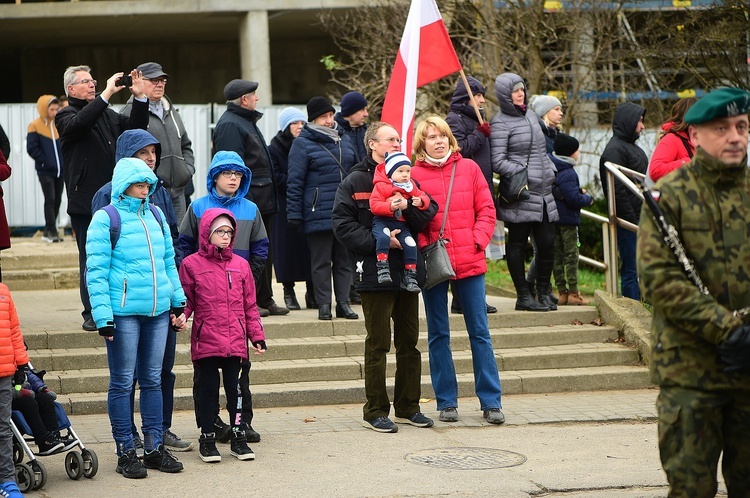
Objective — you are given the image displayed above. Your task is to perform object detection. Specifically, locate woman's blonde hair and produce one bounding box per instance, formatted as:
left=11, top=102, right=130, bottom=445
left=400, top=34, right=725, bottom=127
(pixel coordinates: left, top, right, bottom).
left=412, top=116, right=460, bottom=161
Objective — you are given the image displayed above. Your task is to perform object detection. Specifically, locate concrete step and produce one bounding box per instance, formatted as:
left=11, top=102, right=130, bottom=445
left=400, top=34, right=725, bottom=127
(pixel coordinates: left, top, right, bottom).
left=38, top=342, right=637, bottom=395
left=59, top=365, right=652, bottom=415
left=2, top=238, right=79, bottom=271
left=2, top=268, right=79, bottom=291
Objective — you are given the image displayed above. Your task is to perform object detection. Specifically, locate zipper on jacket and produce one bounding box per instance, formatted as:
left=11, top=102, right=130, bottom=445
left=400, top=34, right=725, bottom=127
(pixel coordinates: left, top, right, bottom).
left=227, top=270, right=233, bottom=290
left=121, top=278, right=128, bottom=308
left=312, top=188, right=319, bottom=212
left=137, top=206, right=159, bottom=316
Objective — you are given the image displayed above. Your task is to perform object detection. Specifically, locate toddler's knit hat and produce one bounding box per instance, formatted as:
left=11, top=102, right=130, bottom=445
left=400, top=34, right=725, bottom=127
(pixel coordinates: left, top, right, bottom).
left=554, top=133, right=579, bottom=157
left=384, top=152, right=411, bottom=178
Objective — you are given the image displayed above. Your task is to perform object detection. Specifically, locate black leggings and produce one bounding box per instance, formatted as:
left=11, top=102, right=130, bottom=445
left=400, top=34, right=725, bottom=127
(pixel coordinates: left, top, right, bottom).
left=506, top=210, right=556, bottom=291
left=194, top=357, right=242, bottom=435
left=12, top=392, right=58, bottom=444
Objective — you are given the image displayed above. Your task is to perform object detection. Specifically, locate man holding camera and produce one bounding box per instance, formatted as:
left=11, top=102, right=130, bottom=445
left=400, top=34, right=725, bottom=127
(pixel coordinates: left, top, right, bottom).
left=55, top=65, right=149, bottom=332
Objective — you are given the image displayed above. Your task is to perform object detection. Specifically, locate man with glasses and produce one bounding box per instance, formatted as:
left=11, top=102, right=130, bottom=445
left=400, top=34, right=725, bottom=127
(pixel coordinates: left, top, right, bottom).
left=55, top=65, right=149, bottom=332
left=178, top=150, right=269, bottom=445
left=121, top=62, right=194, bottom=224
left=213, top=79, right=288, bottom=318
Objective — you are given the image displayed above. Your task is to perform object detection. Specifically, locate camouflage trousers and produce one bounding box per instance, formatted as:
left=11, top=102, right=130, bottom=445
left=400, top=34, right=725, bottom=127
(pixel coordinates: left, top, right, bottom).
left=552, top=225, right=580, bottom=293
left=657, top=386, right=750, bottom=497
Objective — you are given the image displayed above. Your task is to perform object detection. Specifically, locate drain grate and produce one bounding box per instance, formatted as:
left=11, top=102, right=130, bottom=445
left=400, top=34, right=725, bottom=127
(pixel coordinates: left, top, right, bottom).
left=405, top=447, right=527, bottom=470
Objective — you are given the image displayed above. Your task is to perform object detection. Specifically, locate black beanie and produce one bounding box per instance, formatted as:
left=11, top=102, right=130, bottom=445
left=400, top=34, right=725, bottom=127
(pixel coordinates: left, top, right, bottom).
left=554, top=133, right=579, bottom=157
left=307, top=96, right=335, bottom=122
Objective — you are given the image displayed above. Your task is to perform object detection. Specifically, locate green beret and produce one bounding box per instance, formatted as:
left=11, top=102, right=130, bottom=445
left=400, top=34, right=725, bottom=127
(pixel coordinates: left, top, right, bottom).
left=684, top=87, right=750, bottom=125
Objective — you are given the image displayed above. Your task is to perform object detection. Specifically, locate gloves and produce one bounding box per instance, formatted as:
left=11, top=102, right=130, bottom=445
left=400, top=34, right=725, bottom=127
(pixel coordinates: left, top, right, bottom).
left=171, top=307, right=185, bottom=318
left=287, top=219, right=303, bottom=233
left=99, top=326, right=115, bottom=338
left=15, top=388, right=35, bottom=399
left=477, top=122, right=491, bottom=137
left=717, top=324, right=750, bottom=372
left=38, top=387, right=57, bottom=400
left=13, top=367, right=26, bottom=386
left=252, top=340, right=267, bottom=351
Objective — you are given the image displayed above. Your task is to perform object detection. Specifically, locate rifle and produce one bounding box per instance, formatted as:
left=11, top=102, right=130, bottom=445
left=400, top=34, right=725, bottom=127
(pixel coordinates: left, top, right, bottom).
left=634, top=177, right=750, bottom=320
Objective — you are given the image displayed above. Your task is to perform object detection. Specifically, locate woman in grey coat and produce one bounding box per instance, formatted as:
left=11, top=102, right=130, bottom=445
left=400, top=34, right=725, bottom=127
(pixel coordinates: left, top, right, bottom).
left=489, top=73, right=559, bottom=311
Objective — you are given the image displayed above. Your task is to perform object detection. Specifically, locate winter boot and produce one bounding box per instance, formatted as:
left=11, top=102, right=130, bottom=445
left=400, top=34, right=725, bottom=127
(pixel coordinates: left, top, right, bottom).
left=515, top=285, right=549, bottom=312
left=230, top=427, right=255, bottom=461
left=403, top=269, right=420, bottom=293
left=283, top=285, right=301, bottom=310
left=537, top=283, right=558, bottom=311
left=214, top=416, right=231, bottom=443
left=376, top=260, right=392, bottom=284
left=557, top=291, right=569, bottom=306
left=567, top=291, right=589, bottom=306
left=199, top=433, right=221, bottom=463
left=526, top=280, right=536, bottom=302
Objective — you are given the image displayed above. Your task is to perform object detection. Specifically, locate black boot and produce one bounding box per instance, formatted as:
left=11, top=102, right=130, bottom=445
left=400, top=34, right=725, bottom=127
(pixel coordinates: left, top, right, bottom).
left=283, top=286, right=301, bottom=310
left=305, top=291, right=318, bottom=309
left=199, top=433, right=221, bottom=463
left=336, top=302, right=359, bottom=319
left=318, top=304, right=332, bottom=320
left=526, top=280, right=536, bottom=302
left=515, top=286, right=549, bottom=312
left=537, top=283, right=558, bottom=311
left=376, top=260, right=392, bottom=284
left=403, top=269, right=420, bottom=293
left=230, top=427, right=255, bottom=461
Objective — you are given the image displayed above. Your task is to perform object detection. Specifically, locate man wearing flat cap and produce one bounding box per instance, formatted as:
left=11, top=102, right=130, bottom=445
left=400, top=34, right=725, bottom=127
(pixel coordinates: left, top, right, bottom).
left=213, top=79, right=288, bottom=317
left=121, top=62, right=195, bottom=223
left=637, top=87, right=750, bottom=497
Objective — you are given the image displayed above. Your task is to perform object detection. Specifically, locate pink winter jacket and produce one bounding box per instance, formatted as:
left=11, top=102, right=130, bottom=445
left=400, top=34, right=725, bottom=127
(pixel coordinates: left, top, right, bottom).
left=411, top=151, right=495, bottom=280
left=179, top=208, right=265, bottom=362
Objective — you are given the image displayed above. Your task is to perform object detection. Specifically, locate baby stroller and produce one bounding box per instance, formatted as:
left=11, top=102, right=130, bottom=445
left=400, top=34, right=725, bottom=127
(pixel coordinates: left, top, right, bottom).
left=10, top=365, right=98, bottom=492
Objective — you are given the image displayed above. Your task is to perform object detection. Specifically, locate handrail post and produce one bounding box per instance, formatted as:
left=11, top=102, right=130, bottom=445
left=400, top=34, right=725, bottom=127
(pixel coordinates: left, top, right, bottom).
left=606, top=169, right=620, bottom=297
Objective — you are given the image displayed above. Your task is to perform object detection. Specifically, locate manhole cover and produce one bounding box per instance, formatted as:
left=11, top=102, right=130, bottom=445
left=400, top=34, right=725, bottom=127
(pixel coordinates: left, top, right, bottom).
left=405, top=447, right=527, bottom=470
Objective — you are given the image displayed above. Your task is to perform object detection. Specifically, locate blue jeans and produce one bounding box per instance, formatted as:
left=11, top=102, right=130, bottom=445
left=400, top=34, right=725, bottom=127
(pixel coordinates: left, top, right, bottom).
left=422, top=275, right=502, bottom=411
left=106, top=312, right=169, bottom=455
left=129, top=326, right=177, bottom=436
left=617, top=227, right=640, bottom=300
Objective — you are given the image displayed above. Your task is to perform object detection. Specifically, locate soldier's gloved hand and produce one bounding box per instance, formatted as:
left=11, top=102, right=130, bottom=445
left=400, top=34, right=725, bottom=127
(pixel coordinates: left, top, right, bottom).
left=717, top=324, right=750, bottom=372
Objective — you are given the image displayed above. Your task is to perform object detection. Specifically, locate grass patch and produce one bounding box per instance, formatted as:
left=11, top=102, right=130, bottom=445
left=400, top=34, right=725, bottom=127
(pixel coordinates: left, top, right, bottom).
left=486, top=259, right=606, bottom=297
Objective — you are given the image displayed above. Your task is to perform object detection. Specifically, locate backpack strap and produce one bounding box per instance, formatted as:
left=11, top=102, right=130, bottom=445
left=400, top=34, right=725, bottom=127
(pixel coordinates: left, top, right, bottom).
left=102, top=203, right=164, bottom=250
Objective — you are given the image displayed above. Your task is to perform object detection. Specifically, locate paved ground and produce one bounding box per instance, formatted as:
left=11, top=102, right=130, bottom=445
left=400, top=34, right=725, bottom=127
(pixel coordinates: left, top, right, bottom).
left=18, top=389, right=729, bottom=497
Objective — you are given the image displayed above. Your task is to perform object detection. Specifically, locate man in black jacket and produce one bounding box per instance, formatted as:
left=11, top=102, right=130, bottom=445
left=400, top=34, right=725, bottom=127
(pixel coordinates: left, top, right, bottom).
left=332, top=122, right=437, bottom=433
left=56, top=65, right=149, bottom=331
left=599, top=101, right=647, bottom=301
left=213, top=79, right=287, bottom=317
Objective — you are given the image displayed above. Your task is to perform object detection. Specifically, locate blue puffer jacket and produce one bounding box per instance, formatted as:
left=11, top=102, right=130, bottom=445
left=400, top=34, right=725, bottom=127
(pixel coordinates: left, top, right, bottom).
left=550, top=154, right=592, bottom=226
left=287, top=124, right=356, bottom=234
left=86, top=157, right=186, bottom=328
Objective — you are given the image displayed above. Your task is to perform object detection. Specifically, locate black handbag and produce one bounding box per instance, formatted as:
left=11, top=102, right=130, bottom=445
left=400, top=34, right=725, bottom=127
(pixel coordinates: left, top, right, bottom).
left=497, top=118, right=534, bottom=206
left=421, top=160, right=457, bottom=290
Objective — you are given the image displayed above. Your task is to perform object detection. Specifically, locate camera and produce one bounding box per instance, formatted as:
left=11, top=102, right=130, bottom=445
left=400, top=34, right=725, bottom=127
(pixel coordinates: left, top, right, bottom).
left=116, top=74, right=133, bottom=87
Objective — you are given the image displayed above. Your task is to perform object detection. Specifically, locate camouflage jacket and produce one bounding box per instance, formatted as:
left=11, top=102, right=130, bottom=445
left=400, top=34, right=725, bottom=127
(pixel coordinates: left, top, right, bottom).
left=637, top=147, right=750, bottom=390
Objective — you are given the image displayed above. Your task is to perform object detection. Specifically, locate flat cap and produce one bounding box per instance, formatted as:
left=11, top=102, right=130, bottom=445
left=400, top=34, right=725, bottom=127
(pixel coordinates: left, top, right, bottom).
left=684, top=87, right=750, bottom=125
left=137, top=62, right=169, bottom=79
left=224, top=79, right=259, bottom=101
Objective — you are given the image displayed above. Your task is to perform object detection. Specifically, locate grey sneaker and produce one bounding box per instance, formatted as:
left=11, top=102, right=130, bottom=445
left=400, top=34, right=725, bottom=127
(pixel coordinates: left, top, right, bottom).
left=439, top=407, right=459, bottom=422
left=394, top=412, right=434, bottom=428
left=163, top=430, right=194, bottom=452
left=362, top=417, right=398, bottom=433
left=483, top=408, right=506, bottom=425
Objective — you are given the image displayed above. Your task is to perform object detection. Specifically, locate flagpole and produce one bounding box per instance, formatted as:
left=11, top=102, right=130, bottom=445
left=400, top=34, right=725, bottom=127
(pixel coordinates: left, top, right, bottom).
left=459, top=69, right=484, bottom=125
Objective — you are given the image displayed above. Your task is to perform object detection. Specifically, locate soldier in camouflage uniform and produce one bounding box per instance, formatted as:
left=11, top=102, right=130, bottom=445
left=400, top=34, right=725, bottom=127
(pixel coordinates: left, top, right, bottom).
left=637, top=87, right=750, bottom=498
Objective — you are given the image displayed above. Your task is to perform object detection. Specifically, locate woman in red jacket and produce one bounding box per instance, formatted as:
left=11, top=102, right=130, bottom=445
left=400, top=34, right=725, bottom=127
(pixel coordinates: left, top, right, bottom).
left=648, top=97, right=696, bottom=182
left=410, top=116, right=504, bottom=425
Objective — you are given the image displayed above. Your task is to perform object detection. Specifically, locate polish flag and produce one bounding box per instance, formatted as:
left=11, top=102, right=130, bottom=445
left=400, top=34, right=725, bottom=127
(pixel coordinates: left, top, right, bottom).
left=381, top=0, right=462, bottom=154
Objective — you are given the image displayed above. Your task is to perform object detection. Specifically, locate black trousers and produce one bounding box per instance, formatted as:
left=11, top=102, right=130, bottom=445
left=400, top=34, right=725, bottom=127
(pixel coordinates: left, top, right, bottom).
left=12, top=392, right=58, bottom=444
left=70, top=213, right=93, bottom=320
left=256, top=212, right=275, bottom=309
left=306, top=230, right=352, bottom=306
left=194, top=356, right=242, bottom=434
left=505, top=209, right=556, bottom=291
left=37, top=175, right=64, bottom=234
left=193, top=358, right=254, bottom=428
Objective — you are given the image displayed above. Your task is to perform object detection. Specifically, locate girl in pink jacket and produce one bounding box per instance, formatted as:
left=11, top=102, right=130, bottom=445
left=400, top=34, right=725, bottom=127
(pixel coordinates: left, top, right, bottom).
left=179, top=208, right=266, bottom=464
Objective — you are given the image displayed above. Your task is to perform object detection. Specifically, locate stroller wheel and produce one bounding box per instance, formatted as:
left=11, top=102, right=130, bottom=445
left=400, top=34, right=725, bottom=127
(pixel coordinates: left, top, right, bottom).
left=12, top=439, right=23, bottom=464
left=65, top=451, right=84, bottom=480
left=14, top=462, right=34, bottom=492
left=29, top=460, right=47, bottom=490
left=81, top=449, right=99, bottom=479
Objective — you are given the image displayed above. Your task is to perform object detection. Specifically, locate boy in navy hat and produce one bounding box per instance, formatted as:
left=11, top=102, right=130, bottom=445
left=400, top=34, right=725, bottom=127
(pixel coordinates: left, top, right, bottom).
left=368, top=152, right=430, bottom=292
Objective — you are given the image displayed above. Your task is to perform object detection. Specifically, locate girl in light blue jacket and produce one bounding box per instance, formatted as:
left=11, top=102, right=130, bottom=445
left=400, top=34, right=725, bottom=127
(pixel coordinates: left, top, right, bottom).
left=85, top=157, right=187, bottom=479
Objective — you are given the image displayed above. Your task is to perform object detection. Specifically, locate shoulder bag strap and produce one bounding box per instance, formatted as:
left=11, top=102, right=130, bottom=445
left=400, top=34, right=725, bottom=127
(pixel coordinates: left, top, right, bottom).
left=439, top=159, right=458, bottom=239
left=317, top=142, right=347, bottom=177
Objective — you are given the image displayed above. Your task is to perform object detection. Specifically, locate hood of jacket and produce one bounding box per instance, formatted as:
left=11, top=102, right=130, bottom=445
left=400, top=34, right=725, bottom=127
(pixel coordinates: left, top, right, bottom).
left=111, top=157, right=158, bottom=206
left=115, top=129, right=162, bottom=172
left=35, top=95, right=58, bottom=124
left=495, top=72, right=527, bottom=117
left=206, top=150, right=252, bottom=201
left=450, top=76, right=486, bottom=116
left=612, top=102, right=647, bottom=143
left=198, top=207, right=237, bottom=260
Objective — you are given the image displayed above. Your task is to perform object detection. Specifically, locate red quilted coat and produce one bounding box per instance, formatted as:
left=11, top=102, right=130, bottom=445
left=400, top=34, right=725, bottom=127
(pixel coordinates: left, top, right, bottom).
left=369, top=162, right=430, bottom=220
left=0, top=283, right=29, bottom=377
left=179, top=208, right=265, bottom=362
left=411, top=152, right=495, bottom=280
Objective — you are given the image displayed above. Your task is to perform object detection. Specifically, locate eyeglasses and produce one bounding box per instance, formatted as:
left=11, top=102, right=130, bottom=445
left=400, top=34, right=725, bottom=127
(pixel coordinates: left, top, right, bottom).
left=220, top=170, right=244, bottom=178
left=72, top=79, right=97, bottom=86
left=376, top=137, right=403, bottom=144
left=213, top=229, right=235, bottom=238
left=145, top=78, right=167, bottom=85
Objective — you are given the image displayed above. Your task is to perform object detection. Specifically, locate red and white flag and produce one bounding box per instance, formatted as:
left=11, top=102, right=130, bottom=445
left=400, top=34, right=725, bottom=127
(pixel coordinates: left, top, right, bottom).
left=381, top=0, right=462, bottom=154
